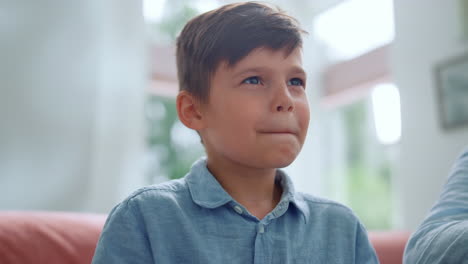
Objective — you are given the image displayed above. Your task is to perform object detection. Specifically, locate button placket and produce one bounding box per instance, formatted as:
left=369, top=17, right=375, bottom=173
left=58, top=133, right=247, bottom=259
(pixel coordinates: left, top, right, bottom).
left=258, top=224, right=265, bottom=234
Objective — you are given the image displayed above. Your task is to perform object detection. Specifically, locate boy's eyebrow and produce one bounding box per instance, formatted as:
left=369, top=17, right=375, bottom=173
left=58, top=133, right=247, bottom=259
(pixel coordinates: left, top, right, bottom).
left=290, top=66, right=307, bottom=77
left=232, top=66, right=306, bottom=78
left=231, top=67, right=264, bottom=78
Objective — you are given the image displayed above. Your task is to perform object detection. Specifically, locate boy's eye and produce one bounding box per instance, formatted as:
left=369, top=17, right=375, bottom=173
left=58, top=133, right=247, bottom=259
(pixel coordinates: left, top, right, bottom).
left=242, top=76, right=261, bottom=85
left=287, top=78, right=304, bottom=87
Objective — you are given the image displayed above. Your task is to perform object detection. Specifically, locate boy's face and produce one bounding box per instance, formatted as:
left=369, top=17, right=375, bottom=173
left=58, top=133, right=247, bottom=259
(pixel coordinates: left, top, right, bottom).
left=199, top=47, right=310, bottom=169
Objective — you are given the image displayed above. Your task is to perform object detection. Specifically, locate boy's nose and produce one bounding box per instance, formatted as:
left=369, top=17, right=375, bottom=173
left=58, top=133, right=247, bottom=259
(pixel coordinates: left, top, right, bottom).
left=273, top=85, right=294, bottom=113
left=276, top=105, right=293, bottom=112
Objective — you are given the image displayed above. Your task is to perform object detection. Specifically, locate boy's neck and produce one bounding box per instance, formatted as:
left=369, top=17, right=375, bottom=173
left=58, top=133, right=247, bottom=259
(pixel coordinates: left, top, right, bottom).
left=206, top=157, right=283, bottom=220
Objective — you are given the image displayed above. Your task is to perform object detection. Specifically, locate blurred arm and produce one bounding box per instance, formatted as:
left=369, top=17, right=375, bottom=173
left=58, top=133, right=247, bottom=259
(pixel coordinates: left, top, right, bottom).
left=404, top=147, right=468, bottom=264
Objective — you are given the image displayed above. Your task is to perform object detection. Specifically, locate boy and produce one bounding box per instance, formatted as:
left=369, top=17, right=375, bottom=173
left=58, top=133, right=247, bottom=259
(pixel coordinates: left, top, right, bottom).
left=92, top=2, right=378, bottom=263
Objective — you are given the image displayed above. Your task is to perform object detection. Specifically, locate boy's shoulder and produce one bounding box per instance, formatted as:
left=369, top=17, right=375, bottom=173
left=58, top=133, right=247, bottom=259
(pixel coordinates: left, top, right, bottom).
left=133, top=178, right=188, bottom=195
left=118, top=178, right=190, bottom=209
left=294, top=191, right=360, bottom=222
left=297, top=191, right=349, bottom=207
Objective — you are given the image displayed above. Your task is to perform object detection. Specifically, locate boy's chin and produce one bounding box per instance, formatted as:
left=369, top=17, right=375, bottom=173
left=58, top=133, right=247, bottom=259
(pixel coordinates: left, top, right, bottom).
left=272, top=159, right=295, bottom=169
left=266, top=148, right=301, bottom=168
left=261, top=154, right=298, bottom=169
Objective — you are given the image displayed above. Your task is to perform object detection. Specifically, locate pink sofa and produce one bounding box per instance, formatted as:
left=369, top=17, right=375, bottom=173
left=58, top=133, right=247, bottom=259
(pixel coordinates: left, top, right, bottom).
left=0, top=211, right=410, bottom=264
left=0, top=212, right=106, bottom=264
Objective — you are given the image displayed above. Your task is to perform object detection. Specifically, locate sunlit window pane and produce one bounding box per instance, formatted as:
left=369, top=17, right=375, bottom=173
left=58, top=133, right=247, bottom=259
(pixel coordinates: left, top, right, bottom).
left=371, top=83, right=401, bottom=145
left=143, top=0, right=166, bottom=22
left=314, top=0, right=394, bottom=61
left=194, top=0, right=219, bottom=13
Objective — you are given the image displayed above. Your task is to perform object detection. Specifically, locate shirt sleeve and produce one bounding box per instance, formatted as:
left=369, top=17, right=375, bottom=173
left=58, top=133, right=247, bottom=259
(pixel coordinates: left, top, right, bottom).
left=355, top=222, right=380, bottom=264
left=92, top=199, right=154, bottom=264
left=404, top=146, right=468, bottom=264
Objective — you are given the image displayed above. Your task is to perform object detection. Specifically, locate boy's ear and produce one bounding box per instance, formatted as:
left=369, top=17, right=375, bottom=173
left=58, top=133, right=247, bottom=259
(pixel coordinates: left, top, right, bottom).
left=176, top=91, right=205, bottom=130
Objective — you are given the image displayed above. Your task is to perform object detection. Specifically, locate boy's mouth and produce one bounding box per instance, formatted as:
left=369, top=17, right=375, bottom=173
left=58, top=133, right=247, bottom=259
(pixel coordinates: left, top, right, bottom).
left=257, top=129, right=298, bottom=135
left=262, top=131, right=294, bottom=134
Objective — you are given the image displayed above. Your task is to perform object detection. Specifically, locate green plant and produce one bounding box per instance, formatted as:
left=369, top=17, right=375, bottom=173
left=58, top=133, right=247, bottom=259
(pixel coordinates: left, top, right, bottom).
left=145, top=96, right=204, bottom=182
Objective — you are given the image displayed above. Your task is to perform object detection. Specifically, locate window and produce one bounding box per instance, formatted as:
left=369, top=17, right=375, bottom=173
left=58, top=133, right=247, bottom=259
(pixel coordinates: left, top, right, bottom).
left=314, top=0, right=394, bottom=61
left=143, top=0, right=205, bottom=183
left=314, top=0, right=399, bottom=229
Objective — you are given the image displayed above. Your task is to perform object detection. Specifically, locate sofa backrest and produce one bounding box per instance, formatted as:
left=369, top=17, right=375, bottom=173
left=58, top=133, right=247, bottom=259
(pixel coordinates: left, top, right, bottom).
left=369, top=230, right=411, bottom=264
left=0, top=211, right=410, bottom=264
left=0, top=211, right=106, bottom=264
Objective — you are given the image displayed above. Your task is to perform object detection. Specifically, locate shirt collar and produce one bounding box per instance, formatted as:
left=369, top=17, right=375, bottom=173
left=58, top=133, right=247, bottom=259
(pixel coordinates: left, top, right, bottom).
left=185, top=158, right=233, bottom=209
left=275, top=169, right=310, bottom=223
left=186, top=158, right=309, bottom=222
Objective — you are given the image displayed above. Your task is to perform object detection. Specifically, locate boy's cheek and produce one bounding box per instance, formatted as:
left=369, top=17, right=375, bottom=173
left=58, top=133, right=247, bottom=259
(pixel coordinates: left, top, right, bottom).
left=298, top=103, right=310, bottom=123
left=299, top=108, right=310, bottom=141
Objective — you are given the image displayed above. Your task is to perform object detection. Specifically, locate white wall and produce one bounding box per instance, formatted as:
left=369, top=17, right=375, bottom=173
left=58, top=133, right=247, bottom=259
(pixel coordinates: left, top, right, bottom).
left=0, top=0, right=147, bottom=213
left=392, top=0, right=468, bottom=230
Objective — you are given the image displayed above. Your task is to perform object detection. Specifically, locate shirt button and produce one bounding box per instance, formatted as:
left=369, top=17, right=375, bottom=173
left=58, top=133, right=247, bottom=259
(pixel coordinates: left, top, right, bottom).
left=233, top=205, right=243, bottom=214
left=258, top=225, right=265, bottom=234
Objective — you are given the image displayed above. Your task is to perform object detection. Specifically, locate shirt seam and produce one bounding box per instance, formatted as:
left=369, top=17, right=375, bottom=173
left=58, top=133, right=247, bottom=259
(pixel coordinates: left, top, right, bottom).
left=126, top=185, right=189, bottom=201
left=300, top=197, right=353, bottom=211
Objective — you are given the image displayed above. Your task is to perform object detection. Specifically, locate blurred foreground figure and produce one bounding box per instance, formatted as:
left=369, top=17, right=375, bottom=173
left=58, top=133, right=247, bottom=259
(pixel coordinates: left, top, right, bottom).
left=404, top=146, right=468, bottom=263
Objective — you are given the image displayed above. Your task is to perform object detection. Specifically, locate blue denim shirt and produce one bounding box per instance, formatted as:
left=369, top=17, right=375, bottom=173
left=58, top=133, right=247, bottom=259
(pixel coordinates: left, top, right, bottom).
left=92, top=158, right=378, bottom=263
left=404, top=147, right=468, bottom=264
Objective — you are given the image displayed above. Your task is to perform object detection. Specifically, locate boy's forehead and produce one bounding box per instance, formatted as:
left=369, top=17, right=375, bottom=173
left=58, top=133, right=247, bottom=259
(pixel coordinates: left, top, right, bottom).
left=219, top=46, right=303, bottom=73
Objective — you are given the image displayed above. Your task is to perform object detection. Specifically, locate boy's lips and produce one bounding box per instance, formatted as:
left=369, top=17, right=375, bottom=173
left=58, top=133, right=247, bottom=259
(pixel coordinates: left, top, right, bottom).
left=257, top=129, right=298, bottom=135
left=261, top=131, right=295, bottom=134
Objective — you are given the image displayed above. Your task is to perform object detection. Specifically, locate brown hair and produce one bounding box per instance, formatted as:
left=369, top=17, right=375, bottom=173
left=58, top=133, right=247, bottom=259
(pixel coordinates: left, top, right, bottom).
left=176, top=2, right=306, bottom=102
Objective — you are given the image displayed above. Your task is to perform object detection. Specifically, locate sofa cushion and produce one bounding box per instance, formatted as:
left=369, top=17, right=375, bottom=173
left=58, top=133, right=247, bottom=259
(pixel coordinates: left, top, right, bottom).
left=0, top=211, right=106, bottom=264
left=368, top=230, right=411, bottom=264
